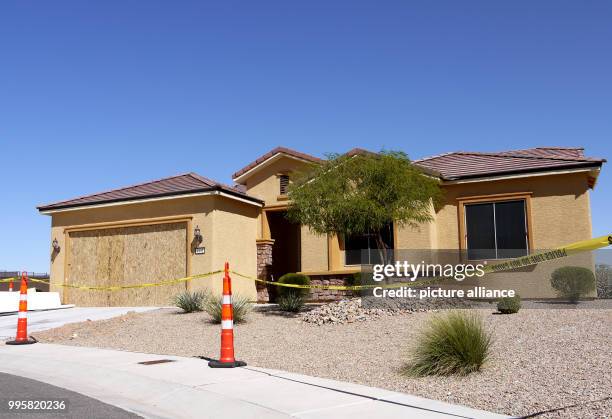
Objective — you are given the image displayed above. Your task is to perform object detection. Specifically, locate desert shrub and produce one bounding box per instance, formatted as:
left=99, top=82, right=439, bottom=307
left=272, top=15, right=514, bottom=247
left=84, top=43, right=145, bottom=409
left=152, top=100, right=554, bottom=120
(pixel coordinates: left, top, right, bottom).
left=277, top=293, right=305, bottom=312
left=277, top=273, right=310, bottom=298
left=173, top=291, right=207, bottom=313
left=550, top=266, right=596, bottom=303
left=497, top=294, right=521, bottom=314
left=403, top=311, right=492, bottom=377
left=203, top=294, right=252, bottom=324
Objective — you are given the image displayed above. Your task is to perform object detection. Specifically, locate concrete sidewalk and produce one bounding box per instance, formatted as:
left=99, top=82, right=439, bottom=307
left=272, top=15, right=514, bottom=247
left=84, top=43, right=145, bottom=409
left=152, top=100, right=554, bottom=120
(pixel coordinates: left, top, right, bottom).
left=0, top=344, right=510, bottom=419
left=0, top=307, right=157, bottom=339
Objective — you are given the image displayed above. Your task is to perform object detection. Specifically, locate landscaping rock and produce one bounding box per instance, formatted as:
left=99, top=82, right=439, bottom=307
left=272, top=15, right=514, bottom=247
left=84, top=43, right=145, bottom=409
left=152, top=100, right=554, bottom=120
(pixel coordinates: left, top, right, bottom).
left=300, top=296, right=482, bottom=325
left=301, top=298, right=387, bottom=325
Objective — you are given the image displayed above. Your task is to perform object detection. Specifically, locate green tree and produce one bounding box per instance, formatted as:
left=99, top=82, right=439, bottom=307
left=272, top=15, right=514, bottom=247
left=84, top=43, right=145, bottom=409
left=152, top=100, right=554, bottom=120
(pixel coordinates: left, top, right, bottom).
left=287, top=150, right=443, bottom=263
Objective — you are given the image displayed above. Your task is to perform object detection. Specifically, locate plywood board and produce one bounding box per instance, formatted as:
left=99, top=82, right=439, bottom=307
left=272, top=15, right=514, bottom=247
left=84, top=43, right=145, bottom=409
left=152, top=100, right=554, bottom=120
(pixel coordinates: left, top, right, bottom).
left=67, top=222, right=187, bottom=306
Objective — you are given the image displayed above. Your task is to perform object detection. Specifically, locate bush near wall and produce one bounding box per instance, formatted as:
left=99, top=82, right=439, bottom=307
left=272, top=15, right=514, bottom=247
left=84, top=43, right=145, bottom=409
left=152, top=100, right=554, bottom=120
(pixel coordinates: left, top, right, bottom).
left=277, top=273, right=311, bottom=298
left=277, top=293, right=305, bottom=312
left=550, top=266, right=596, bottom=303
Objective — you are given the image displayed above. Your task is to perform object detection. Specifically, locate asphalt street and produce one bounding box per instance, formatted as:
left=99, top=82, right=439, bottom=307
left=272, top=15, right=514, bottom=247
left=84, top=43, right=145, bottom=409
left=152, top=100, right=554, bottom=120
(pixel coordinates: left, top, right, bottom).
left=0, top=372, right=140, bottom=418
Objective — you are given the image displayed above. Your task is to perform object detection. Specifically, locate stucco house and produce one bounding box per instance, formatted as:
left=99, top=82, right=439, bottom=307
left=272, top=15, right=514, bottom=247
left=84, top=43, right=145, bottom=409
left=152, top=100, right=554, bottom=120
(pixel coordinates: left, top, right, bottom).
left=38, top=146, right=605, bottom=306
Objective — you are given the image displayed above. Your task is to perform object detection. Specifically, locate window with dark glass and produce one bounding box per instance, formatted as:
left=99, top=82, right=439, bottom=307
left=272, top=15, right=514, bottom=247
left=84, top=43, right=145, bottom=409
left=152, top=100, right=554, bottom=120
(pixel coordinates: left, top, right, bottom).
left=345, top=223, right=394, bottom=265
left=279, top=174, right=290, bottom=195
left=465, top=200, right=528, bottom=260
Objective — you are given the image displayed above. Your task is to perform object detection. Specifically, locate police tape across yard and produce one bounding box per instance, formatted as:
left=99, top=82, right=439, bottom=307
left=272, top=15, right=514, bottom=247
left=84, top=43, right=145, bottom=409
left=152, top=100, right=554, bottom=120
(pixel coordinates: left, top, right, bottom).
left=2, top=234, right=610, bottom=292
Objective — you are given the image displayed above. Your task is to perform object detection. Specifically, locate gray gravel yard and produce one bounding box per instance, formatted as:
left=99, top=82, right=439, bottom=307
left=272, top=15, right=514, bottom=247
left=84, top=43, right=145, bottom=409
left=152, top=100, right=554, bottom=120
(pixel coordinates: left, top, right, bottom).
left=33, top=306, right=611, bottom=418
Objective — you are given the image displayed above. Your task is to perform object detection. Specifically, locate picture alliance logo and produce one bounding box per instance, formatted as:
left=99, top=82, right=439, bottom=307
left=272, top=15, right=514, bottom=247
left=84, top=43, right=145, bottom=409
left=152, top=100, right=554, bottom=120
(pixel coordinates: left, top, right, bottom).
left=372, top=260, right=487, bottom=282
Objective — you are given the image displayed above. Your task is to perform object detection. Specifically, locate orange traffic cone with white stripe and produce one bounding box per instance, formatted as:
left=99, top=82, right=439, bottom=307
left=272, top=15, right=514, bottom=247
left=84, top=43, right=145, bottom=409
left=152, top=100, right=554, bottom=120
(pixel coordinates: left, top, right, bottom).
left=6, top=272, right=37, bottom=345
left=208, top=262, right=246, bottom=368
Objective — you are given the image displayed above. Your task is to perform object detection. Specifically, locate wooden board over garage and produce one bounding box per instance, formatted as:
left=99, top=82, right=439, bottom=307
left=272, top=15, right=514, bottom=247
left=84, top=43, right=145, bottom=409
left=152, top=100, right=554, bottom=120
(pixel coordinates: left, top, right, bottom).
left=66, top=222, right=188, bottom=306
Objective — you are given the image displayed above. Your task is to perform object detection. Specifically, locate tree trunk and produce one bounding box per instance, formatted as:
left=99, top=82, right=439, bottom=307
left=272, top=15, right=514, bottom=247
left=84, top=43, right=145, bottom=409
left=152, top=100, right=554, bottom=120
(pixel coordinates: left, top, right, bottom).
left=374, top=232, right=390, bottom=265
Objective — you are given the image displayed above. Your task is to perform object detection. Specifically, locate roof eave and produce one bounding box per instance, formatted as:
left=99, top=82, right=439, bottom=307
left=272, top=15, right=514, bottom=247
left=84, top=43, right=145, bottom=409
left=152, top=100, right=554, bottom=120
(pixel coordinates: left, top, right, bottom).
left=440, top=162, right=604, bottom=183
left=37, top=186, right=263, bottom=213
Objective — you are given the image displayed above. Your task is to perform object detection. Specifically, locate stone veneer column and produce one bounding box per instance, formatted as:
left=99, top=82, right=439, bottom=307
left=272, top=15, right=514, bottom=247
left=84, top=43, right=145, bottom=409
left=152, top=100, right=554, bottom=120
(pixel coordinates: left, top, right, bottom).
left=256, top=239, right=274, bottom=302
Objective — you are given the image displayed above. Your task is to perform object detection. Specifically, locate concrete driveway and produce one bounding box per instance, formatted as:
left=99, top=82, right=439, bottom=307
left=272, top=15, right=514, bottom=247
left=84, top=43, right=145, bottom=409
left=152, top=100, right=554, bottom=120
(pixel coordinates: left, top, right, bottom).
left=0, top=344, right=511, bottom=419
left=0, top=307, right=157, bottom=339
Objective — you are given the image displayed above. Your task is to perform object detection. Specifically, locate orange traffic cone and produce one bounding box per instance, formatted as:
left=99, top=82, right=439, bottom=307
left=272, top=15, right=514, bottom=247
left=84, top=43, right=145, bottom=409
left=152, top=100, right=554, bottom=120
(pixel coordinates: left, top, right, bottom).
left=6, top=272, right=37, bottom=345
left=208, top=262, right=246, bottom=368
left=8, top=278, right=13, bottom=292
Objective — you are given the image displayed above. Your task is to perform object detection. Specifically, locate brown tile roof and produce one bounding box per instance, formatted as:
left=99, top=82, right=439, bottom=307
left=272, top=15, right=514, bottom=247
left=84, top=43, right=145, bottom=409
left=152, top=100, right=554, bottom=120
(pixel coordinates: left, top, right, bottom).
left=38, top=172, right=262, bottom=212
left=232, top=147, right=322, bottom=180
left=414, top=147, right=605, bottom=181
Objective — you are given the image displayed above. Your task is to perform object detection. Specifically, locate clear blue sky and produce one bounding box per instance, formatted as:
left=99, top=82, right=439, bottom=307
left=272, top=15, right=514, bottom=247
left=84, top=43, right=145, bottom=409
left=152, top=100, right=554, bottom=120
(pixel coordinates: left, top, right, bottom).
left=1, top=1, right=610, bottom=272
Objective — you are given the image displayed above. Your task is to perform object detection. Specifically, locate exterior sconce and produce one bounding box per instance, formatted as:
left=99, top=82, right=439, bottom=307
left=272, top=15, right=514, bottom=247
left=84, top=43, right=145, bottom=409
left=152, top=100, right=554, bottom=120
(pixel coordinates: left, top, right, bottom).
left=194, top=226, right=203, bottom=244
left=52, top=238, right=61, bottom=252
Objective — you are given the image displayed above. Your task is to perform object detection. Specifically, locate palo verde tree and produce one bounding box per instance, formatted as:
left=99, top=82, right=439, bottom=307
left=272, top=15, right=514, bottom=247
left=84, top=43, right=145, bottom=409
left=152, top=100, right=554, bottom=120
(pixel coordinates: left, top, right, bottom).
left=286, top=150, right=443, bottom=263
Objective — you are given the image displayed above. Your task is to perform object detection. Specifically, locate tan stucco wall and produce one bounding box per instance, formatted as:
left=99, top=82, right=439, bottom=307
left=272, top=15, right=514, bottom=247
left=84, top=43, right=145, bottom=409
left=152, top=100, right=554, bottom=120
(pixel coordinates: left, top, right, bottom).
left=244, top=156, right=313, bottom=206
left=48, top=195, right=259, bottom=303
left=432, top=171, right=592, bottom=249
left=300, top=226, right=328, bottom=272
left=395, top=202, right=438, bottom=250
left=210, top=198, right=259, bottom=299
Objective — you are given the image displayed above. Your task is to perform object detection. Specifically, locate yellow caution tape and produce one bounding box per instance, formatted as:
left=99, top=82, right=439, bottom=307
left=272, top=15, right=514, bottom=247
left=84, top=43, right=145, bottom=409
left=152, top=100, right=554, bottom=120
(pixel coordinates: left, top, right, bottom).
left=231, top=271, right=445, bottom=291
left=231, top=271, right=371, bottom=290
left=2, top=234, right=609, bottom=292
left=484, top=234, right=612, bottom=273
left=0, top=278, right=52, bottom=285
left=1, top=277, right=50, bottom=284
left=5, top=270, right=223, bottom=291
left=26, top=278, right=51, bottom=285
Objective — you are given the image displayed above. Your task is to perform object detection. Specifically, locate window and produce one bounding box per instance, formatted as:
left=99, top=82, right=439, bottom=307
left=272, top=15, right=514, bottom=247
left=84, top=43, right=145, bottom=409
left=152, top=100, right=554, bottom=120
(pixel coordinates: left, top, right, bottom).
left=279, top=174, right=290, bottom=195
left=465, top=200, right=528, bottom=260
left=345, top=223, right=394, bottom=265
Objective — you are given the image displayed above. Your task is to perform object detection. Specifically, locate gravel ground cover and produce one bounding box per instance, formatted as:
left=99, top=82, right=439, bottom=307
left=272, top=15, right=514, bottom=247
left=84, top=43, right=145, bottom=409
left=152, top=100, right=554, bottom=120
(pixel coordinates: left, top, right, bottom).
left=32, top=306, right=611, bottom=418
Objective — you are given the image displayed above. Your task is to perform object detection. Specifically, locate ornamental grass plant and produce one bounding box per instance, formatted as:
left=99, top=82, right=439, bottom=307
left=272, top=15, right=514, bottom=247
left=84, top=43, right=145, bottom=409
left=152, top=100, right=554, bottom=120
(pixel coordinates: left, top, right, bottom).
left=403, top=310, right=492, bottom=377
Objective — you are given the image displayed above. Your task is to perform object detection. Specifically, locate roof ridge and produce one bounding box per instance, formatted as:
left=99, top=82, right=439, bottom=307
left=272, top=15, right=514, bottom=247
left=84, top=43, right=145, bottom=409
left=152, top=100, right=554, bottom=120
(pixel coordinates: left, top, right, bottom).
left=38, top=172, right=210, bottom=209
left=186, top=172, right=218, bottom=187
left=534, top=146, right=584, bottom=150
left=188, top=172, right=245, bottom=192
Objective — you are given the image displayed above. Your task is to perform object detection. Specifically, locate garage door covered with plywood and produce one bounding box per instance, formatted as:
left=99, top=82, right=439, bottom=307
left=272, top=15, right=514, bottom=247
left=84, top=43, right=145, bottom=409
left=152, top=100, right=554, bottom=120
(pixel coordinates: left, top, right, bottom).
left=66, top=222, right=188, bottom=306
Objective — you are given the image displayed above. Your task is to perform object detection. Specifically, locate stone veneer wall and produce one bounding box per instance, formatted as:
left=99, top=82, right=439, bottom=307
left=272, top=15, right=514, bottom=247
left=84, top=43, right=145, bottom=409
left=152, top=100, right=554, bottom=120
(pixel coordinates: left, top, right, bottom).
left=256, top=241, right=273, bottom=302
left=307, top=274, right=356, bottom=302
